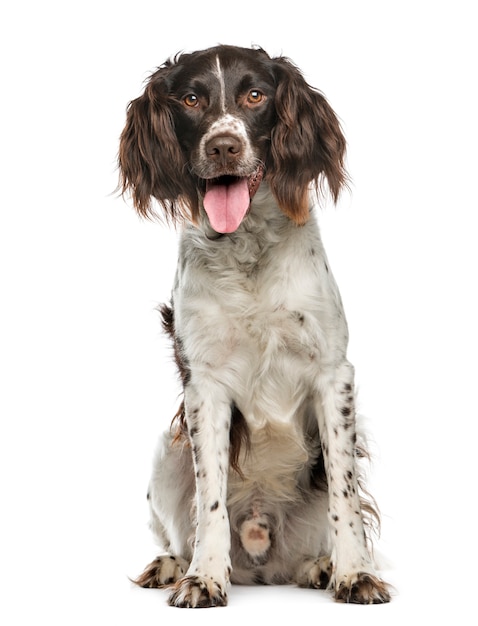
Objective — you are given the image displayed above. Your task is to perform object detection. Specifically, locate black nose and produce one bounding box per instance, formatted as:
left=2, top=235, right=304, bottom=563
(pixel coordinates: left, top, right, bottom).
left=205, top=135, right=243, bottom=166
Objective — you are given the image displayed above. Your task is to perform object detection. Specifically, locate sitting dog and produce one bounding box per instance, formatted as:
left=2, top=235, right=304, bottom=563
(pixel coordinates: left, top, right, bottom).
left=119, top=44, right=391, bottom=607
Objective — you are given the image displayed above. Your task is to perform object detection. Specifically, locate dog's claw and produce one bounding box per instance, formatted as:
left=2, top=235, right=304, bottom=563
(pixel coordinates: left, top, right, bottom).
left=168, top=575, right=228, bottom=608
left=334, top=572, right=391, bottom=604
left=133, top=555, right=188, bottom=588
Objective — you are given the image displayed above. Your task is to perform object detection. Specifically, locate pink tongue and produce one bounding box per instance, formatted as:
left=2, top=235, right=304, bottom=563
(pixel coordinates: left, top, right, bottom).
left=203, top=178, right=250, bottom=233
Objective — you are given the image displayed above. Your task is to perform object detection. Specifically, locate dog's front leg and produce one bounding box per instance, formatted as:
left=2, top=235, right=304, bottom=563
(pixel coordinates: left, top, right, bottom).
left=317, top=361, right=390, bottom=604
left=168, top=382, right=232, bottom=608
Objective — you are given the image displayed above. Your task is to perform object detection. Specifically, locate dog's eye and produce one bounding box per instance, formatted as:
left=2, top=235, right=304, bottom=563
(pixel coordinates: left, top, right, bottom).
left=183, top=94, right=199, bottom=108
left=247, top=90, right=265, bottom=105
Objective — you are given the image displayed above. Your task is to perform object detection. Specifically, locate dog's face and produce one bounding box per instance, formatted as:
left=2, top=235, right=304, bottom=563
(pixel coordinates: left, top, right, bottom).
left=165, top=47, right=277, bottom=232
left=119, top=45, right=347, bottom=230
left=169, top=47, right=277, bottom=178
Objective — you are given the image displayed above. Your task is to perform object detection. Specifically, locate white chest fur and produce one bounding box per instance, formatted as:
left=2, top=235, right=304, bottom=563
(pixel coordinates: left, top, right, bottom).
left=173, top=192, right=349, bottom=431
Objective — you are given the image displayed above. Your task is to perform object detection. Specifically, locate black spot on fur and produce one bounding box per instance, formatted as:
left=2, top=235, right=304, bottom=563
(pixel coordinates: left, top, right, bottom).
left=210, top=501, right=219, bottom=512
left=319, top=568, right=330, bottom=587
left=160, top=303, right=190, bottom=386
left=310, top=449, right=327, bottom=491
left=292, top=311, right=305, bottom=324
left=229, top=403, right=250, bottom=476
left=193, top=447, right=200, bottom=464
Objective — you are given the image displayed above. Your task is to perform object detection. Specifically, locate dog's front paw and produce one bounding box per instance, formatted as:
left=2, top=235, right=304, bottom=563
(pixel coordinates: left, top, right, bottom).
left=334, top=572, right=391, bottom=604
left=133, top=555, right=189, bottom=588
left=168, top=575, right=228, bottom=608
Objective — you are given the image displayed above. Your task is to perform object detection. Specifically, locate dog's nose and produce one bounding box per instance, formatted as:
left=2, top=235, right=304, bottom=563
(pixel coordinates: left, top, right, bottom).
left=206, top=135, right=243, bottom=166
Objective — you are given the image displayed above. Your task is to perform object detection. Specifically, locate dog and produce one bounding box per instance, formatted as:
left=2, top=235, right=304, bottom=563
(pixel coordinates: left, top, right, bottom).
left=118, top=44, right=391, bottom=607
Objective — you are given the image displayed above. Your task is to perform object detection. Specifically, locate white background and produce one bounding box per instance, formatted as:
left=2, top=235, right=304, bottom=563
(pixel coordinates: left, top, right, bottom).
left=1, top=1, right=477, bottom=624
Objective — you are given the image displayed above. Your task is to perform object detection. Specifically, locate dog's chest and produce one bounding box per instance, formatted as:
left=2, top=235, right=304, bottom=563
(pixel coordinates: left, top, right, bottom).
left=180, top=237, right=325, bottom=353
left=176, top=224, right=344, bottom=425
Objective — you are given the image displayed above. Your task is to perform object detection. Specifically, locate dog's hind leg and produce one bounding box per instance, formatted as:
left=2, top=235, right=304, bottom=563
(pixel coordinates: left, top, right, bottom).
left=133, top=430, right=195, bottom=588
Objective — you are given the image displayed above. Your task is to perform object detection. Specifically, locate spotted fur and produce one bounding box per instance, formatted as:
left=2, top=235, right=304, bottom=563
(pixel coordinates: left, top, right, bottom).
left=119, top=45, right=391, bottom=607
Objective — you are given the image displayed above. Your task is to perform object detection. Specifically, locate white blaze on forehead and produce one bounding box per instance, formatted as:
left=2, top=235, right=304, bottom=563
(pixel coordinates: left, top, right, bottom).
left=214, top=55, right=226, bottom=113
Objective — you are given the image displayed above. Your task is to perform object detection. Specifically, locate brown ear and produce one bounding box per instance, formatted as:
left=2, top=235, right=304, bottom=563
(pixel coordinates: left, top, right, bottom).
left=118, top=67, right=198, bottom=222
left=268, top=57, right=348, bottom=224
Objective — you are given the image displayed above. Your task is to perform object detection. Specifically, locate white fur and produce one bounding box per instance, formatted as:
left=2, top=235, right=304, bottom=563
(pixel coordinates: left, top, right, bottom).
left=144, top=184, right=388, bottom=605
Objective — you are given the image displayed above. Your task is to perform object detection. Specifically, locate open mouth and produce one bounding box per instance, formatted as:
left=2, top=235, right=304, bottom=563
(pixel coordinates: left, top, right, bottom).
left=202, top=165, right=264, bottom=234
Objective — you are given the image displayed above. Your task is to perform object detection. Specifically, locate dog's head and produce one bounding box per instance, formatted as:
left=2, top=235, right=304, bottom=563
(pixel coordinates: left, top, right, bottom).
left=119, top=45, right=347, bottom=232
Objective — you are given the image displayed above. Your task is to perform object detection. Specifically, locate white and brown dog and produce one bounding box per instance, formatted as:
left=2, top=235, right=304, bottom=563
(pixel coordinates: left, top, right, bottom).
left=119, top=44, right=391, bottom=607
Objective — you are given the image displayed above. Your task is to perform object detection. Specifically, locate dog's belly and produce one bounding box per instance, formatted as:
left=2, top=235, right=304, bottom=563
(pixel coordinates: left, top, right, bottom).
left=227, top=309, right=322, bottom=499
left=227, top=418, right=313, bottom=503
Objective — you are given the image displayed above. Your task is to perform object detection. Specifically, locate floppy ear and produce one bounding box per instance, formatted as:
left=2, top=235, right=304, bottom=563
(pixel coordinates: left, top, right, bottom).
left=118, top=66, right=199, bottom=222
left=268, top=57, right=348, bottom=224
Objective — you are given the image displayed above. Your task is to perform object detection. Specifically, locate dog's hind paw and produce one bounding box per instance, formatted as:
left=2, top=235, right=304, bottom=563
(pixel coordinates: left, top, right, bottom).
left=334, top=572, right=391, bottom=604
left=168, top=575, right=228, bottom=608
left=296, top=555, right=333, bottom=589
left=132, top=555, right=188, bottom=588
